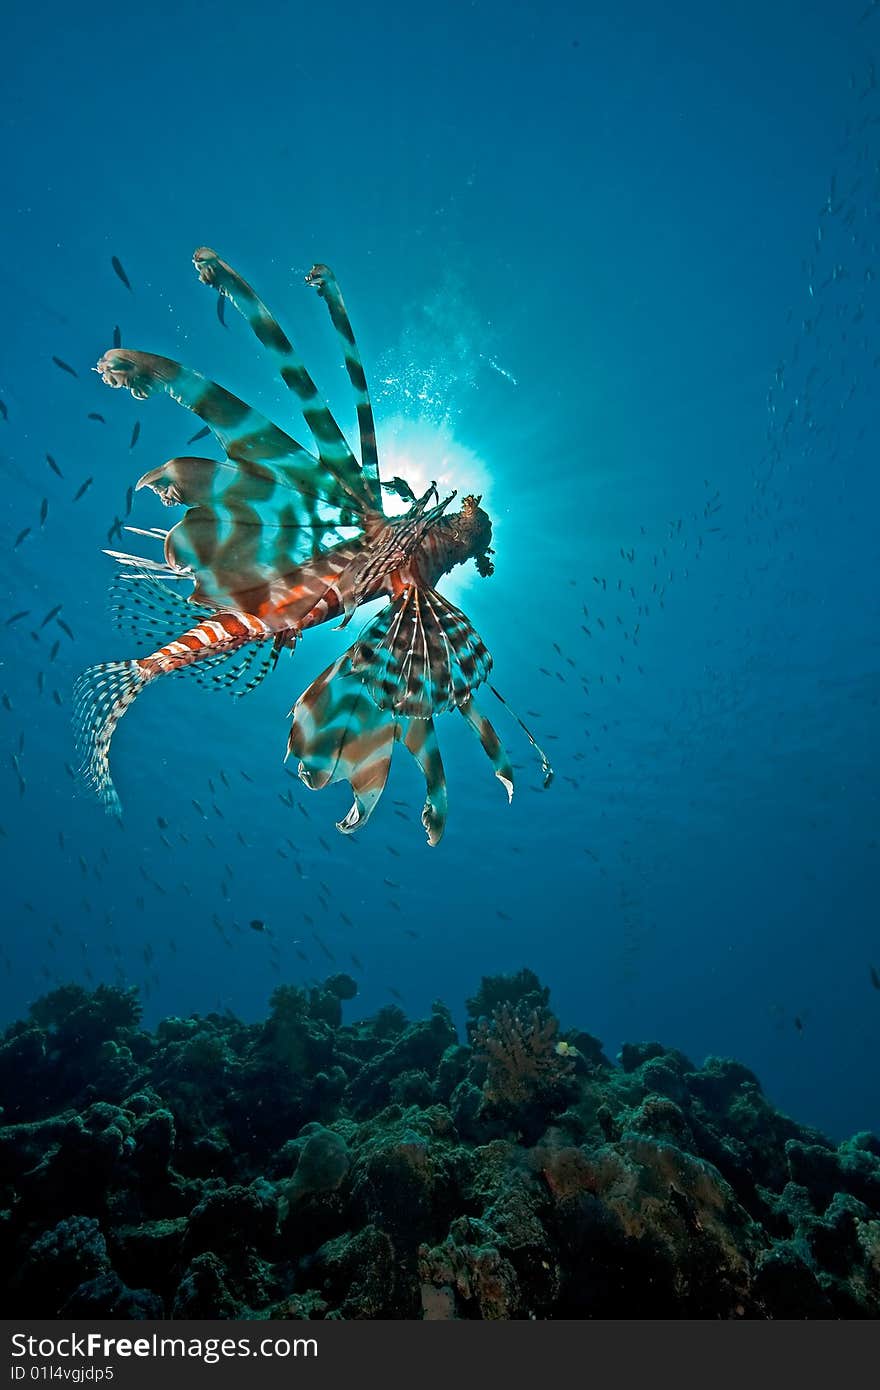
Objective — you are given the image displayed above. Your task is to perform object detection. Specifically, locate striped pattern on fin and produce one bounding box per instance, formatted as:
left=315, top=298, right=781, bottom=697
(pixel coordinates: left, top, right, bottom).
left=306, top=265, right=381, bottom=509
left=402, top=717, right=448, bottom=845
left=288, top=654, right=396, bottom=834
left=458, top=695, right=514, bottom=802
left=160, top=499, right=340, bottom=611
left=96, top=351, right=370, bottom=603
left=73, top=660, right=148, bottom=814
left=107, top=570, right=277, bottom=697
left=96, top=350, right=321, bottom=474
left=192, top=248, right=378, bottom=514
left=161, top=636, right=276, bottom=697
left=137, top=454, right=363, bottom=530
left=350, top=586, right=492, bottom=716
left=109, top=570, right=212, bottom=647
left=488, top=683, right=554, bottom=788
left=75, top=611, right=276, bottom=812
left=287, top=645, right=550, bottom=840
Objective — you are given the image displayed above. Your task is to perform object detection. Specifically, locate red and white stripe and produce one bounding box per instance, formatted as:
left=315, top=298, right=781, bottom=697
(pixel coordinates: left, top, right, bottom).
left=138, top=611, right=273, bottom=679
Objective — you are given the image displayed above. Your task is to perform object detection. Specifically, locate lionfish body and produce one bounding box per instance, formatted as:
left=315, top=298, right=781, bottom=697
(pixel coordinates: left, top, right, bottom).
left=74, top=249, right=552, bottom=843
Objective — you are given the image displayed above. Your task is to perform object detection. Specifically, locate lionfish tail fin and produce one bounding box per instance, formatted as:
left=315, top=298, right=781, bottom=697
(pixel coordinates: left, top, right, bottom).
left=72, top=660, right=148, bottom=814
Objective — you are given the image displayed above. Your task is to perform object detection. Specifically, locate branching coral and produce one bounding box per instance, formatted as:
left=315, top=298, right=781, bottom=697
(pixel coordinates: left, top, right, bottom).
left=473, top=1004, right=573, bottom=1109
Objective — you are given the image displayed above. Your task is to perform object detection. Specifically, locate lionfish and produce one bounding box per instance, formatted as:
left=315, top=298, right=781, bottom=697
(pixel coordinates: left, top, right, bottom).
left=74, top=248, right=552, bottom=844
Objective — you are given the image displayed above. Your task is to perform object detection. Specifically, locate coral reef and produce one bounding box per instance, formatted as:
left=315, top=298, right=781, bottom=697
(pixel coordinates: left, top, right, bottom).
left=473, top=1003, right=575, bottom=1108
left=0, top=970, right=877, bottom=1319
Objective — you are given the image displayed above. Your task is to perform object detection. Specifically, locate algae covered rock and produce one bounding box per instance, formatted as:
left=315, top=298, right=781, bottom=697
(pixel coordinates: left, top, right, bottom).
left=187, top=1179, right=278, bottom=1256
left=60, top=1270, right=164, bottom=1318
left=307, top=1225, right=401, bottom=1318
left=285, top=1126, right=351, bottom=1206
left=111, top=1218, right=186, bottom=1299
left=419, top=1216, right=523, bottom=1319
left=173, top=1252, right=238, bottom=1319
left=15, top=1215, right=111, bottom=1312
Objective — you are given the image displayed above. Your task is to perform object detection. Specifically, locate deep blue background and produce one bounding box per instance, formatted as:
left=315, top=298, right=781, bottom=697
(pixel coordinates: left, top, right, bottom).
left=1, top=0, right=878, bottom=1138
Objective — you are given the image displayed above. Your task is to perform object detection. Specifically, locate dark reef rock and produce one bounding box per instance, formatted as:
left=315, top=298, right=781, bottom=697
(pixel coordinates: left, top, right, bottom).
left=14, top=1215, right=110, bottom=1312
left=172, top=1252, right=239, bottom=1320
left=0, top=967, right=877, bottom=1319
left=60, top=1270, right=164, bottom=1319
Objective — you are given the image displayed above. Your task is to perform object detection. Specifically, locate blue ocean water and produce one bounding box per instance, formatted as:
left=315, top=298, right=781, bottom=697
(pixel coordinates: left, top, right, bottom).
left=1, top=0, right=877, bottom=1144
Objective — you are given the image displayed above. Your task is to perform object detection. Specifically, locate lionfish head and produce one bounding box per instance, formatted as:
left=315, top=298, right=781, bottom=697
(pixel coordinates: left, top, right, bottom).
left=441, top=493, right=494, bottom=578
left=401, top=488, right=493, bottom=579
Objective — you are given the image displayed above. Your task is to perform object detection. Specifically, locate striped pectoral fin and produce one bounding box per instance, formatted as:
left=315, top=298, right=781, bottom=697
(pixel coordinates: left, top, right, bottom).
left=192, top=248, right=374, bottom=513
left=288, top=655, right=397, bottom=833
left=136, top=456, right=225, bottom=508
left=128, top=434, right=371, bottom=614
left=403, top=717, right=448, bottom=846
left=95, top=349, right=321, bottom=475
left=305, top=265, right=382, bottom=508
left=458, top=695, right=515, bottom=802
left=336, top=723, right=396, bottom=834
left=286, top=654, right=353, bottom=789
left=140, top=458, right=369, bottom=609
left=350, top=586, right=493, bottom=718
left=137, top=448, right=364, bottom=534
left=488, top=684, right=554, bottom=788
